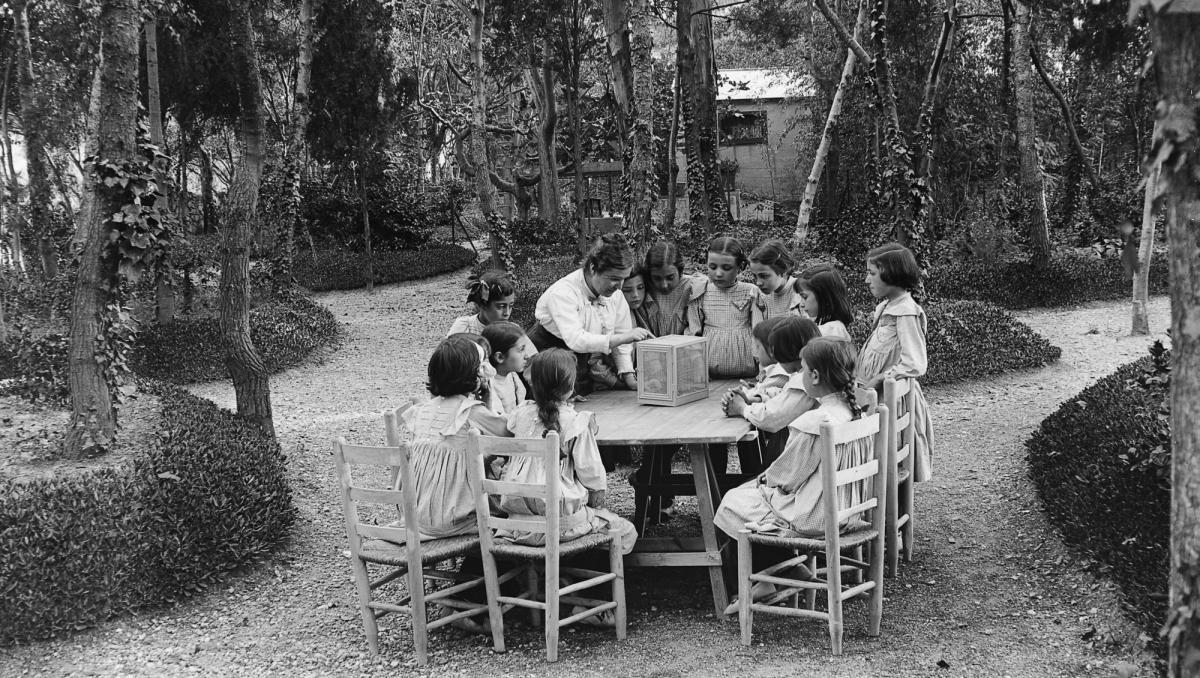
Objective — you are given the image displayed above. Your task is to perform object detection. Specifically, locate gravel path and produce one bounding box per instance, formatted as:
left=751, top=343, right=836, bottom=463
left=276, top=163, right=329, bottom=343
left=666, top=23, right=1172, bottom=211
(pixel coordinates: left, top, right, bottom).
left=0, top=273, right=1172, bottom=678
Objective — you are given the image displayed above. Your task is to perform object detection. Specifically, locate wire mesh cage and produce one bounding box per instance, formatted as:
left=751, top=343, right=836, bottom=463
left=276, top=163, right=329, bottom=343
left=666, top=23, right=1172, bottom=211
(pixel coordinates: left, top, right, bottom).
left=636, top=335, right=710, bottom=407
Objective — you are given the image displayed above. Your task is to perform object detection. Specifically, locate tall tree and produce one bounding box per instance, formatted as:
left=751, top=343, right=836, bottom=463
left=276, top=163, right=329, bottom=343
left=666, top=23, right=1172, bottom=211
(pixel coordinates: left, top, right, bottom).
left=526, top=25, right=560, bottom=224
left=1143, top=5, right=1200, bottom=676
left=1012, top=0, right=1051, bottom=268
left=678, top=0, right=728, bottom=235
left=64, top=0, right=141, bottom=457
left=13, top=0, right=57, bottom=278
left=463, top=0, right=503, bottom=268
left=274, top=0, right=314, bottom=286
left=220, top=0, right=274, bottom=437
left=602, top=0, right=656, bottom=245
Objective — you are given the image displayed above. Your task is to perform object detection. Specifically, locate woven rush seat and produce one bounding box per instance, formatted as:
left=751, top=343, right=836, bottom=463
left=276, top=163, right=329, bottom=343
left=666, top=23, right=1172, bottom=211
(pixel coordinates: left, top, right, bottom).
left=488, top=532, right=613, bottom=560
left=745, top=524, right=878, bottom=551
left=361, top=533, right=481, bottom=566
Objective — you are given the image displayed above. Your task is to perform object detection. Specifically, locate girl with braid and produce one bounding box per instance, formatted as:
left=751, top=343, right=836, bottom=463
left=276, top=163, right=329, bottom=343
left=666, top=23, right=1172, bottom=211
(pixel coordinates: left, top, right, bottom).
left=496, top=349, right=638, bottom=555
left=715, top=338, right=869, bottom=542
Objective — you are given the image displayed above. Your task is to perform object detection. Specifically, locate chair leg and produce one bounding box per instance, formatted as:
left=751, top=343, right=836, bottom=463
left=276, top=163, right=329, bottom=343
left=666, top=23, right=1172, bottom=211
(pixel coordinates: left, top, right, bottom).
left=737, top=530, right=753, bottom=646
left=902, top=481, right=915, bottom=563
left=526, top=564, right=542, bottom=628
left=868, top=535, right=885, bottom=637
left=478, top=550, right=507, bottom=654
left=826, top=549, right=844, bottom=656
left=406, top=559, right=429, bottom=666
left=545, top=555, right=561, bottom=662
left=885, top=467, right=900, bottom=578
left=351, top=559, right=381, bottom=655
left=609, top=539, right=627, bottom=641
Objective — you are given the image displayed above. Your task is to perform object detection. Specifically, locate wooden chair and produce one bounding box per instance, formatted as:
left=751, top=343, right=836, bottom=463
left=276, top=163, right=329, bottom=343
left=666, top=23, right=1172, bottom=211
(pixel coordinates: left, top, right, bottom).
left=467, top=430, right=627, bottom=662
left=333, top=433, right=491, bottom=665
left=882, top=377, right=915, bottom=577
left=734, top=405, right=888, bottom=655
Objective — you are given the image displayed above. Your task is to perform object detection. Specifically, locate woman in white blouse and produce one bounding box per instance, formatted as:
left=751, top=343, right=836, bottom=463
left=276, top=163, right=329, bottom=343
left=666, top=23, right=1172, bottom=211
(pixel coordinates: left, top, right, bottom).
left=529, top=233, right=654, bottom=396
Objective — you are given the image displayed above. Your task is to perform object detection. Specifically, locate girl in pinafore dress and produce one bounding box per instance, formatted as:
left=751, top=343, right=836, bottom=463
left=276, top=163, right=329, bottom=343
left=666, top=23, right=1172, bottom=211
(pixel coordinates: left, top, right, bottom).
left=398, top=335, right=512, bottom=540
left=642, top=240, right=704, bottom=336
left=481, top=321, right=529, bottom=415
left=448, top=269, right=538, bottom=361
left=496, top=349, right=638, bottom=555
left=714, top=338, right=870, bottom=603
left=686, top=236, right=763, bottom=379
left=749, top=239, right=801, bottom=320
left=857, top=244, right=934, bottom=482
left=794, top=264, right=854, bottom=342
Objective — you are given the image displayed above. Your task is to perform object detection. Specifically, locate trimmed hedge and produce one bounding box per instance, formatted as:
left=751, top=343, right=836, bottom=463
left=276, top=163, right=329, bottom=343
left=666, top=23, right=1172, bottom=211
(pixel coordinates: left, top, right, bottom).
left=133, top=291, right=340, bottom=385
left=295, top=243, right=476, bottom=292
left=0, top=382, right=295, bottom=643
left=1026, top=344, right=1170, bottom=643
left=928, top=250, right=1169, bottom=310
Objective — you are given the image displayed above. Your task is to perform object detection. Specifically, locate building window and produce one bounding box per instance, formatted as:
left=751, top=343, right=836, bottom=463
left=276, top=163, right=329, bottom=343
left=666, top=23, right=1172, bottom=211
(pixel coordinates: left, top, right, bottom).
left=720, top=109, right=767, bottom=146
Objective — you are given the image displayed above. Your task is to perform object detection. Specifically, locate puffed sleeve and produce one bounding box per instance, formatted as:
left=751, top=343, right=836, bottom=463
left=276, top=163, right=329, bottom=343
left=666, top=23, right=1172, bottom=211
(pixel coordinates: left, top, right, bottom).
left=567, top=412, right=606, bottom=491
left=535, top=283, right=610, bottom=355
left=743, top=382, right=819, bottom=433
left=467, top=402, right=513, bottom=437
left=883, top=314, right=927, bottom=379
left=684, top=279, right=707, bottom=337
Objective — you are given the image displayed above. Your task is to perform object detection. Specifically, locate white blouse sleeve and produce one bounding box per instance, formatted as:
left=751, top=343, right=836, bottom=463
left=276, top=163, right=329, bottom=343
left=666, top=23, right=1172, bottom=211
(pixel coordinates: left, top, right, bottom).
left=743, top=385, right=819, bottom=433
left=536, top=284, right=611, bottom=355
left=883, top=314, right=927, bottom=379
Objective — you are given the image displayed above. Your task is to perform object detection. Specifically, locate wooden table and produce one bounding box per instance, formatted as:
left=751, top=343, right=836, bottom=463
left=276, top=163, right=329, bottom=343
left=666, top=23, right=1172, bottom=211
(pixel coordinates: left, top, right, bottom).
left=585, top=380, right=753, bottom=615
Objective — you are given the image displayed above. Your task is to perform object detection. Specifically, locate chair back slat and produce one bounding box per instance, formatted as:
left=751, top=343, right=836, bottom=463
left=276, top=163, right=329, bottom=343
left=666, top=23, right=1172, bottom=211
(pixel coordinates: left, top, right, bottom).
left=339, top=443, right=410, bottom=467
left=357, top=522, right=411, bottom=542
left=825, top=413, right=880, bottom=446
left=348, top=486, right=407, bottom=506
left=818, top=406, right=886, bottom=551
left=837, top=497, right=879, bottom=523
left=834, top=458, right=878, bottom=488
left=895, top=411, right=911, bottom=433
left=467, top=430, right=563, bottom=553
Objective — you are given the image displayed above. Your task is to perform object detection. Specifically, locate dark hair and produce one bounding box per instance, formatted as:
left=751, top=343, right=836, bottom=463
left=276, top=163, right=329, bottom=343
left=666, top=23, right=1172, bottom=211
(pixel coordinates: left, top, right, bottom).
left=450, top=332, right=492, bottom=402
left=466, top=269, right=516, bottom=307
left=706, top=236, right=749, bottom=269
left=426, top=335, right=482, bottom=397
left=624, top=262, right=648, bottom=285
left=749, top=239, right=795, bottom=277
left=751, top=315, right=790, bottom=354
left=767, top=316, right=821, bottom=364
left=796, top=266, right=853, bottom=326
left=867, top=244, right=922, bottom=293
left=585, top=233, right=635, bottom=275
left=644, top=240, right=685, bottom=276
left=528, top=348, right=576, bottom=434
left=800, top=337, right=862, bottom=418
left=480, top=321, right=525, bottom=366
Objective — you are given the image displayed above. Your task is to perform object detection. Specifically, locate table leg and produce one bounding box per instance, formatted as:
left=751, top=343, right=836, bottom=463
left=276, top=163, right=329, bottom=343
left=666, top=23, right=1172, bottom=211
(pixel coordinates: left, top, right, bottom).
left=688, top=443, right=729, bottom=615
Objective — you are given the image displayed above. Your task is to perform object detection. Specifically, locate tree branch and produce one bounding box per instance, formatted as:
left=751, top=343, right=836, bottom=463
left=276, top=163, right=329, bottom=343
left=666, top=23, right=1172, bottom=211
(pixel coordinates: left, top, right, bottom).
left=812, top=0, right=873, bottom=64
left=1029, top=34, right=1099, bottom=186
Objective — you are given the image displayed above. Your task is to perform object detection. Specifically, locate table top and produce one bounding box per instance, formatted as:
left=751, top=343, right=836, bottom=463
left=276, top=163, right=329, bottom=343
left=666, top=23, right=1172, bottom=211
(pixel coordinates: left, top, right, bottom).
left=584, top=379, right=754, bottom=446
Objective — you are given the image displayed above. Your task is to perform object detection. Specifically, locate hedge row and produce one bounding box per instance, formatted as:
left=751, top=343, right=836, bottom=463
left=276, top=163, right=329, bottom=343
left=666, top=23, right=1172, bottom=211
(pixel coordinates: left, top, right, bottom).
left=928, top=251, right=1169, bottom=310
left=0, top=383, right=295, bottom=644
left=133, top=291, right=340, bottom=385
left=294, top=243, right=477, bottom=292
left=1026, top=345, right=1170, bottom=646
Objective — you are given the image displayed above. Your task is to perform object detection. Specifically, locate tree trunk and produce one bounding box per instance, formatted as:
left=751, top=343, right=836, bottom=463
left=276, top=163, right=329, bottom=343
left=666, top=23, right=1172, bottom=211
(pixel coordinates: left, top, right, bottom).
left=144, top=16, right=174, bottom=325
left=526, top=39, right=559, bottom=223
left=1, top=54, right=22, bottom=276
left=200, top=145, right=214, bottom=233
left=466, top=0, right=503, bottom=269
left=275, top=0, right=313, bottom=286
left=603, top=0, right=656, bottom=244
left=796, top=0, right=868, bottom=242
left=1131, top=163, right=1157, bottom=335
left=64, top=0, right=140, bottom=457
left=1150, top=12, right=1200, bottom=676
left=678, top=0, right=728, bottom=235
left=566, top=74, right=587, bottom=254
left=358, top=158, right=374, bottom=294
left=663, top=59, right=681, bottom=230
left=1012, top=0, right=1050, bottom=268
left=178, top=117, right=189, bottom=233
left=219, top=0, right=274, bottom=438
left=76, top=56, right=104, bottom=251
left=13, top=0, right=57, bottom=279
left=1029, top=36, right=1097, bottom=188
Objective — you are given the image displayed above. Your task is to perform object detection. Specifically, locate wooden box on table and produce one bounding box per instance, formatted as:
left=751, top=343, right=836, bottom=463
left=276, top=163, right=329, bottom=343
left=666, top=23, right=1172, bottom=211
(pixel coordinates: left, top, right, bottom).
left=636, top=335, right=709, bottom=406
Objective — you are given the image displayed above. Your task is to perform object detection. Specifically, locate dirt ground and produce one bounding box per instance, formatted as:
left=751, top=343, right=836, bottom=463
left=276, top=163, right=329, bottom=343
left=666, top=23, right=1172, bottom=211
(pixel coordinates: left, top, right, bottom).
left=0, top=268, right=1172, bottom=678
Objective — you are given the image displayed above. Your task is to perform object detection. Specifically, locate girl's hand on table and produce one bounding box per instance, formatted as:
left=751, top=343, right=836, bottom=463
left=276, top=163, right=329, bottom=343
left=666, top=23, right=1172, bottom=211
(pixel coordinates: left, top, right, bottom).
left=620, top=372, right=637, bottom=391
left=571, top=393, right=589, bottom=403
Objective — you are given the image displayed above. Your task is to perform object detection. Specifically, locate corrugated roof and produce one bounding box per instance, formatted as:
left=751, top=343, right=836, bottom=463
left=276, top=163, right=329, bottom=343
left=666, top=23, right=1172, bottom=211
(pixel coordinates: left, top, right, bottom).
left=718, top=68, right=815, bottom=101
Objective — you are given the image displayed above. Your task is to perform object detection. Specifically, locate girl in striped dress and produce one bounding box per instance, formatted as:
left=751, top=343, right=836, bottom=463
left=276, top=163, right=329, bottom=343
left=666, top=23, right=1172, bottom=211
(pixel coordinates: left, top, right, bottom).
left=749, top=239, right=801, bottom=320
left=641, top=240, right=704, bottom=337
left=686, top=236, right=762, bottom=379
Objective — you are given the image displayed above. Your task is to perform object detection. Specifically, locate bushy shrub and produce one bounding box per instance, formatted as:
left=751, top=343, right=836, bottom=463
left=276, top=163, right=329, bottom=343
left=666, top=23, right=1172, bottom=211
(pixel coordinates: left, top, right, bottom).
left=1026, top=343, right=1170, bottom=643
left=0, top=329, right=70, bottom=405
left=133, top=291, right=340, bottom=384
left=294, top=243, right=476, bottom=292
left=300, top=175, right=470, bottom=251
left=0, top=383, right=294, bottom=643
left=928, top=250, right=1168, bottom=309
left=508, top=254, right=579, bottom=329
left=846, top=299, right=1060, bottom=385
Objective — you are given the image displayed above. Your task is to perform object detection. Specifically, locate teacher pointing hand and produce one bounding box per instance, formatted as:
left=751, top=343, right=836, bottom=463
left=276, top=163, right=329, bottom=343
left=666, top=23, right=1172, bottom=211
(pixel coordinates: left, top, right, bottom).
left=528, top=233, right=655, bottom=396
